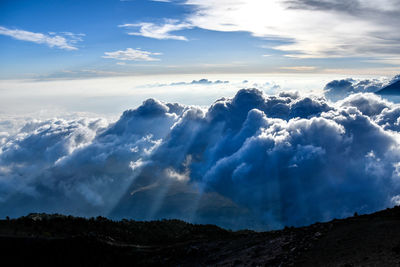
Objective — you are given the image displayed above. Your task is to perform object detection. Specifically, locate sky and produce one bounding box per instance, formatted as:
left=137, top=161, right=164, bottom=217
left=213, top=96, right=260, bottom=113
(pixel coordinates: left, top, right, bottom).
left=1, top=0, right=400, bottom=80
left=2, top=0, right=400, bottom=230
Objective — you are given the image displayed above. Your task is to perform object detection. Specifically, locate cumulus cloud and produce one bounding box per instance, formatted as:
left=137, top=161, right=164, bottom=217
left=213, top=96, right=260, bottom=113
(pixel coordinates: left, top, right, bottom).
left=322, top=76, right=400, bottom=101
left=2, top=86, right=400, bottom=230
left=322, top=77, right=399, bottom=101
left=119, top=19, right=192, bottom=41
left=0, top=26, right=83, bottom=50
left=103, top=48, right=162, bottom=61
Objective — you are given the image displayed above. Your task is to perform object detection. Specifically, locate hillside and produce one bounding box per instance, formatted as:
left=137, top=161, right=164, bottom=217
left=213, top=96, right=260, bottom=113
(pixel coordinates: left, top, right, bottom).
left=376, top=80, right=400, bottom=95
left=1, top=207, right=400, bottom=266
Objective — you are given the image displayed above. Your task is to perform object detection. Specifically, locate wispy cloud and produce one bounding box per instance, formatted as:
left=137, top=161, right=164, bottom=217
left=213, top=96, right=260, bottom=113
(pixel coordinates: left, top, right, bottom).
left=60, top=32, right=86, bottom=44
left=279, top=66, right=317, bottom=71
left=364, top=57, right=400, bottom=66
left=181, top=0, right=400, bottom=59
left=0, top=26, right=83, bottom=50
left=119, top=19, right=192, bottom=41
left=103, top=48, right=162, bottom=61
left=125, top=0, right=400, bottom=61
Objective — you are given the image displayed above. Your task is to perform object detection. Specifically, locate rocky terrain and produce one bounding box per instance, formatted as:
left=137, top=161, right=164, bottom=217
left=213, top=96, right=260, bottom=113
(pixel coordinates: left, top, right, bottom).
left=2, top=207, right=400, bottom=266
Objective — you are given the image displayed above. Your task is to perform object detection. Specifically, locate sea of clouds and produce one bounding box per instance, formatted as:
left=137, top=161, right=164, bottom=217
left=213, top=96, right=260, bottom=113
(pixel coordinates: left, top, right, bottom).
left=1, top=76, right=400, bottom=230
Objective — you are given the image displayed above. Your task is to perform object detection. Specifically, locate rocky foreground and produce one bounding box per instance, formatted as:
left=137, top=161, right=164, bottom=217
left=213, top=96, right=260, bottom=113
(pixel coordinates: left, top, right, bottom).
left=1, top=207, right=400, bottom=266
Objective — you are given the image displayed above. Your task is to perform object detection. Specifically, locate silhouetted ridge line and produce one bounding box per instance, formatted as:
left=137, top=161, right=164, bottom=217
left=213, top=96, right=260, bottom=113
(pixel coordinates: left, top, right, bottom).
left=2, top=206, right=400, bottom=266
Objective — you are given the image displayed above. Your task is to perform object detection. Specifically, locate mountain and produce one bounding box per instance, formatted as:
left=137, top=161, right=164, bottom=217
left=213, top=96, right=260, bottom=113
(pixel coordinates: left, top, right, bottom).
left=376, top=80, right=400, bottom=95
left=1, top=208, right=400, bottom=266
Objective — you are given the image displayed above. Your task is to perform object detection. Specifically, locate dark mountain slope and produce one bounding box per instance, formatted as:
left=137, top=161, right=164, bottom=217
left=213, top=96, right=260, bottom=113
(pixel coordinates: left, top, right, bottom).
left=376, top=80, right=400, bottom=95
left=1, top=207, right=400, bottom=266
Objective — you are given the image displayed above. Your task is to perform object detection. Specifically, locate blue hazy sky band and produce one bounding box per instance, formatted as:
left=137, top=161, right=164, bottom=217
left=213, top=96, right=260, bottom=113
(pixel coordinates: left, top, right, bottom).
left=0, top=0, right=399, bottom=79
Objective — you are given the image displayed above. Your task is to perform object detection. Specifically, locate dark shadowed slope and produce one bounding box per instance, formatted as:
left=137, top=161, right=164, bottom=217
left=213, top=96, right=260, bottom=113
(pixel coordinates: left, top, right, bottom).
left=2, top=207, right=400, bottom=266
left=376, top=80, right=400, bottom=95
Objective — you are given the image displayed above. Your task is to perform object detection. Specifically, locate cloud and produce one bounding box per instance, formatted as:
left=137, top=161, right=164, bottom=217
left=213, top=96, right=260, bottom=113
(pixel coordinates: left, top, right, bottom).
left=367, top=57, right=400, bottom=66
left=190, top=78, right=227, bottom=85
left=119, top=19, right=192, bottom=41
left=2, top=83, right=400, bottom=230
left=59, top=32, right=85, bottom=44
left=324, top=77, right=388, bottom=101
left=124, top=0, right=400, bottom=61
left=103, top=48, right=162, bottom=61
left=279, top=66, right=317, bottom=71
left=176, top=0, right=400, bottom=60
left=144, top=78, right=230, bottom=87
left=0, top=26, right=82, bottom=50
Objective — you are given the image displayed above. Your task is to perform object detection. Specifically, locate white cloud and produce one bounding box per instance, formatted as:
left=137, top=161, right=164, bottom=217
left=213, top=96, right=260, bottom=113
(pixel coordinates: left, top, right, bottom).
left=180, top=0, right=400, bottom=59
left=280, top=66, right=317, bottom=71
left=124, top=0, right=400, bottom=60
left=60, top=32, right=86, bottom=44
left=365, top=57, right=400, bottom=66
left=119, top=19, right=192, bottom=41
left=103, top=48, right=162, bottom=61
left=0, top=26, right=82, bottom=50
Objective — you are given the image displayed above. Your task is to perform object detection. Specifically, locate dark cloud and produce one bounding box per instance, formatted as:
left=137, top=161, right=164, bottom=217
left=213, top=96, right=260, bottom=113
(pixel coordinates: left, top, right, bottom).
left=285, top=0, right=361, bottom=13
left=286, top=0, right=400, bottom=19
left=285, top=0, right=400, bottom=57
left=1, top=86, right=400, bottom=230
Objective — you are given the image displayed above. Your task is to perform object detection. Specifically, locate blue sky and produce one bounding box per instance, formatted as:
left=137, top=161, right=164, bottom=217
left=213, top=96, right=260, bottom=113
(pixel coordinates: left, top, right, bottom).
left=1, top=0, right=399, bottom=79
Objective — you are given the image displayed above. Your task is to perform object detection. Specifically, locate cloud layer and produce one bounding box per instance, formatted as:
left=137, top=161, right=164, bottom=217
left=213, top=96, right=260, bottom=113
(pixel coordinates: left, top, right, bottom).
left=2, top=86, right=400, bottom=230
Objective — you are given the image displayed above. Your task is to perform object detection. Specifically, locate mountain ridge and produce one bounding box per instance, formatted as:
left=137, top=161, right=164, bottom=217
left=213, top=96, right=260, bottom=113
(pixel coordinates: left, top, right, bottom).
left=376, top=80, right=400, bottom=95
left=2, top=206, right=400, bottom=266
